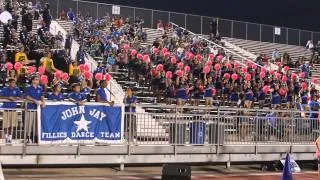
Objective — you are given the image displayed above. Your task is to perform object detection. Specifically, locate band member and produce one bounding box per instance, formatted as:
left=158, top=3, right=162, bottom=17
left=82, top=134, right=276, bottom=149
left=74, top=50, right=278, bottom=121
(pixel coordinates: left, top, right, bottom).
left=0, top=79, right=22, bottom=143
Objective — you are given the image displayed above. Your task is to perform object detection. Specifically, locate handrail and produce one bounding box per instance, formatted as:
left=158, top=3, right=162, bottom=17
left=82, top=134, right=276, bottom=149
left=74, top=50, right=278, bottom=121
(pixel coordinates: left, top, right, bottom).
left=132, top=104, right=319, bottom=114
left=170, top=22, right=262, bottom=69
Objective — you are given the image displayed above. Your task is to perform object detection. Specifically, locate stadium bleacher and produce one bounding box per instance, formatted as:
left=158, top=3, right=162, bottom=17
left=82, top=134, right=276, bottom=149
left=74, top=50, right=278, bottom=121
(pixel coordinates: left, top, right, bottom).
left=0, top=0, right=319, bottom=169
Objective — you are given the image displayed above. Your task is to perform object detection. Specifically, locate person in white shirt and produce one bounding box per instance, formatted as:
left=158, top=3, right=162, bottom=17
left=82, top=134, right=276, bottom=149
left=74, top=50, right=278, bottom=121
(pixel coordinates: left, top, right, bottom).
left=306, top=40, right=314, bottom=50
left=272, top=49, right=280, bottom=61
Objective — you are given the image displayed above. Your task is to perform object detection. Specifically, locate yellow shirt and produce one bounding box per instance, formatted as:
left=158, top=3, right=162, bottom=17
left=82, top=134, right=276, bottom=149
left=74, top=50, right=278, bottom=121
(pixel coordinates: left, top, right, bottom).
left=69, top=64, right=80, bottom=76
left=15, top=52, right=29, bottom=64
left=41, top=57, right=56, bottom=73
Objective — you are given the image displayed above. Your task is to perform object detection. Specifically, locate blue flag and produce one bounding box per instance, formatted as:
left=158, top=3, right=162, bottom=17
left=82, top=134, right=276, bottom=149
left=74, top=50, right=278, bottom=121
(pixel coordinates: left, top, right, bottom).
left=281, top=153, right=293, bottom=180
left=40, top=104, right=123, bottom=144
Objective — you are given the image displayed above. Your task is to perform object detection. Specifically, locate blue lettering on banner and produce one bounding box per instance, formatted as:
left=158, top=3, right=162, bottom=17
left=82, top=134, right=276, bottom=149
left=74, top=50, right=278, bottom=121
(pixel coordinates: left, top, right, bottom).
left=40, top=104, right=122, bottom=143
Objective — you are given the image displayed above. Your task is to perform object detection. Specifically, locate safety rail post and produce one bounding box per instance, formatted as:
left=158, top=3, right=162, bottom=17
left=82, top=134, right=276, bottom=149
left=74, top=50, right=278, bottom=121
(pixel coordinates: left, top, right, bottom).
left=254, top=110, right=258, bottom=155
left=174, top=106, right=177, bottom=156
left=216, top=107, right=220, bottom=155
left=290, top=110, right=294, bottom=153
left=128, top=105, right=132, bottom=156
left=22, top=101, right=28, bottom=156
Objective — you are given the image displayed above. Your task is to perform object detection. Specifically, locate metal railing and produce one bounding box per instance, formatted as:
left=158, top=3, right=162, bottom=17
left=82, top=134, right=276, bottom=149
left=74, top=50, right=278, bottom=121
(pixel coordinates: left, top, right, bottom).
left=0, top=100, right=318, bottom=146
left=50, top=0, right=320, bottom=46
left=128, top=104, right=319, bottom=146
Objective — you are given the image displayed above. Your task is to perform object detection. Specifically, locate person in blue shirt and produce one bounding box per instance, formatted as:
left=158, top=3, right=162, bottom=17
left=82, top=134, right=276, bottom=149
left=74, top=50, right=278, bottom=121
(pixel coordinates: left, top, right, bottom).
left=67, top=8, right=74, bottom=21
left=106, top=55, right=116, bottom=66
left=25, top=75, right=45, bottom=143
left=244, top=88, right=253, bottom=108
left=25, top=75, right=45, bottom=109
left=309, top=95, right=319, bottom=133
left=48, top=84, right=64, bottom=101
left=0, top=78, right=22, bottom=143
left=258, top=88, right=266, bottom=109
left=81, top=80, right=92, bottom=102
left=123, top=88, right=137, bottom=140
left=68, top=83, right=86, bottom=105
left=76, top=46, right=87, bottom=65
left=230, top=89, right=239, bottom=105
left=124, top=88, right=137, bottom=112
left=271, top=91, right=281, bottom=109
left=96, top=80, right=114, bottom=105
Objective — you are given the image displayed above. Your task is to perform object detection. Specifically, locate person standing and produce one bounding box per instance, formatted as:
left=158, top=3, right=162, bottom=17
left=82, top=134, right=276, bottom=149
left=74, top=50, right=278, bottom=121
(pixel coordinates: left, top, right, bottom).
left=0, top=79, right=22, bottom=143
left=123, top=88, right=137, bottom=141
left=67, top=8, right=75, bottom=21
left=42, top=3, right=52, bottom=28
left=95, top=80, right=114, bottom=105
left=25, top=75, right=45, bottom=143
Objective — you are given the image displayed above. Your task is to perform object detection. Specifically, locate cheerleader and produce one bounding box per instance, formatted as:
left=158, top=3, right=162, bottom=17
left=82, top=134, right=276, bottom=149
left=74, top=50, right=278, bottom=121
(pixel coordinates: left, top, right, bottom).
left=204, top=75, right=215, bottom=107
left=190, top=79, right=203, bottom=106
left=176, top=76, right=188, bottom=107
left=221, top=78, right=230, bottom=106
left=230, top=87, right=239, bottom=107
left=271, top=90, right=281, bottom=109
left=165, top=78, right=175, bottom=105
left=244, top=88, right=254, bottom=109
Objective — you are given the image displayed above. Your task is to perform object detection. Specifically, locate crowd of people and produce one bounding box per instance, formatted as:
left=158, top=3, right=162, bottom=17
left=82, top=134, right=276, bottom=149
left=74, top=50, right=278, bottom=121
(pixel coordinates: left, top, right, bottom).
left=61, top=7, right=318, bottom=114
left=0, top=1, right=319, bottom=143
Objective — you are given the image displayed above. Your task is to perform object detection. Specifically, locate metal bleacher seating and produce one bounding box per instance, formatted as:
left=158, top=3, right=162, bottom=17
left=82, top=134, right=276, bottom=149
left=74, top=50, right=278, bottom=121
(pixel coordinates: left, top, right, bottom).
left=223, top=37, right=312, bottom=61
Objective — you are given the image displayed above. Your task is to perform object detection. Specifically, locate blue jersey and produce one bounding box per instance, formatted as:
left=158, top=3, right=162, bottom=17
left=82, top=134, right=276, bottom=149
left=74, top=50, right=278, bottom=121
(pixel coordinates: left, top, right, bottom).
left=82, top=87, right=91, bottom=95
left=96, top=87, right=109, bottom=101
left=0, top=87, right=22, bottom=108
left=48, top=93, right=64, bottom=101
left=258, top=90, right=265, bottom=101
left=309, top=100, right=319, bottom=118
left=245, top=91, right=253, bottom=101
left=68, top=92, right=86, bottom=102
left=271, top=93, right=281, bottom=105
left=124, top=96, right=137, bottom=112
left=25, top=85, right=43, bottom=109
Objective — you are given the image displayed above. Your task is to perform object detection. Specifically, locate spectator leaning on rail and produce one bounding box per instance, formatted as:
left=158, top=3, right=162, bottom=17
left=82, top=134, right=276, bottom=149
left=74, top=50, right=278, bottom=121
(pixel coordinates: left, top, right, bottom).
left=48, top=83, right=64, bottom=101
left=25, top=74, right=45, bottom=143
left=0, top=78, right=22, bottom=144
left=95, top=79, right=114, bottom=105
left=68, top=83, right=87, bottom=106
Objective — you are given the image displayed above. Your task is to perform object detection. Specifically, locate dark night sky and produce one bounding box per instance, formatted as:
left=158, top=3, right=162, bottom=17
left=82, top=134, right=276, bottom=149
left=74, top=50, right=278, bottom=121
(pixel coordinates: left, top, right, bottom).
left=88, top=0, right=320, bottom=31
